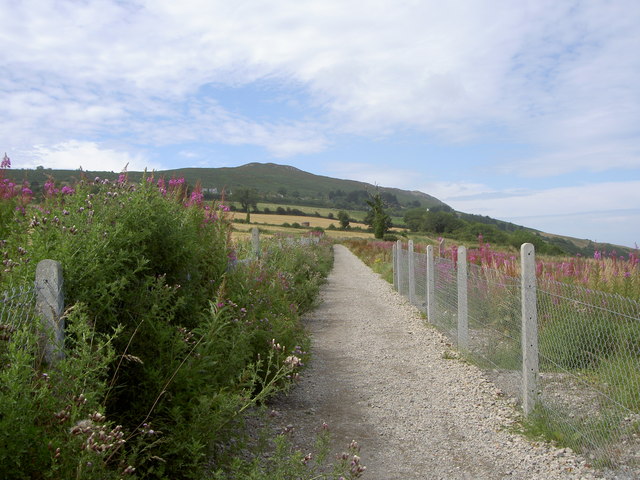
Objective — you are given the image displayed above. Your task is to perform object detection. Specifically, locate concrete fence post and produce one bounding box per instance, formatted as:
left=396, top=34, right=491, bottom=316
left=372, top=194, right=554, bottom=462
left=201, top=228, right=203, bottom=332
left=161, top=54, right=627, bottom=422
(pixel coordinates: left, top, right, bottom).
left=457, top=246, right=469, bottom=350
left=392, top=242, right=397, bottom=291
left=521, top=243, right=539, bottom=416
left=35, top=259, right=64, bottom=364
left=251, top=227, right=261, bottom=258
left=426, top=245, right=435, bottom=323
left=438, top=238, right=445, bottom=257
left=396, top=240, right=403, bottom=293
left=408, top=240, right=415, bottom=305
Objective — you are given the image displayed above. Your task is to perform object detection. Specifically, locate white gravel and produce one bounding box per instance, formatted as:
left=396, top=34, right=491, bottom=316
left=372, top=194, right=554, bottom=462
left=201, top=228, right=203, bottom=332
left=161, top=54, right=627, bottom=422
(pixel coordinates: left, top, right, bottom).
left=273, top=245, right=604, bottom=480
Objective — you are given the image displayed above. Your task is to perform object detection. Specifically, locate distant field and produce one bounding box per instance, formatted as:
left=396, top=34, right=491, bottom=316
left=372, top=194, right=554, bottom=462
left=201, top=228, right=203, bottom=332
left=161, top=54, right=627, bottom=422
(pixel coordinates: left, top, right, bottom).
left=231, top=223, right=376, bottom=240
left=229, top=202, right=368, bottom=222
left=229, top=209, right=408, bottom=243
left=229, top=212, right=369, bottom=230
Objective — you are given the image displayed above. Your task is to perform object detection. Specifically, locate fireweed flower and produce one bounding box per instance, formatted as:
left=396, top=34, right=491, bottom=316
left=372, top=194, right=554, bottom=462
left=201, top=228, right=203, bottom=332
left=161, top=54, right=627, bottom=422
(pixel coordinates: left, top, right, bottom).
left=44, top=180, right=58, bottom=196
left=1, top=153, right=10, bottom=169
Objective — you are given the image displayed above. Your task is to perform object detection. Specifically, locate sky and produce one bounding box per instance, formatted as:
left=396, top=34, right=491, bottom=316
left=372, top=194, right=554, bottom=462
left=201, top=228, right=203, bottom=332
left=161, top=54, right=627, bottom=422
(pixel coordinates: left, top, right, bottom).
left=1, top=1, right=639, bottom=248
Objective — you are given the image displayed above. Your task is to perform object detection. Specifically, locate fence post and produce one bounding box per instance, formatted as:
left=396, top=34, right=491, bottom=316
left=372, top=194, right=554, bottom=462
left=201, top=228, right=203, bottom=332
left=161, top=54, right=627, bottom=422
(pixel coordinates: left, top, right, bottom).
left=426, top=245, right=435, bottom=323
left=35, top=260, right=64, bottom=364
left=392, top=242, right=397, bottom=291
left=251, top=227, right=261, bottom=258
left=521, top=243, right=539, bottom=416
left=438, top=238, right=445, bottom=257
left=408, top=240, right=415, bottom=304
left=457, top=246, right=468, bottom=350
left=396, top=240, right=403, bottom=293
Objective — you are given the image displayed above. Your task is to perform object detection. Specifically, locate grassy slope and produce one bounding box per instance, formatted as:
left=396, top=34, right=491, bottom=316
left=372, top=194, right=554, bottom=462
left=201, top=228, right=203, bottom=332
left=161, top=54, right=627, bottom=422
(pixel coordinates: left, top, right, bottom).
left=8, top=163, right=443, bottom=209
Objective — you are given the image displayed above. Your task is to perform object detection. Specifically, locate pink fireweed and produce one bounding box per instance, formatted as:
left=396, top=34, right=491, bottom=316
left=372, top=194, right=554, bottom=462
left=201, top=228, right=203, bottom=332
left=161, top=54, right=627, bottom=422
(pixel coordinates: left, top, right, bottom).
left=1, top=153, right=10, bottom=169
left=439, top=238, right=639, bottom=299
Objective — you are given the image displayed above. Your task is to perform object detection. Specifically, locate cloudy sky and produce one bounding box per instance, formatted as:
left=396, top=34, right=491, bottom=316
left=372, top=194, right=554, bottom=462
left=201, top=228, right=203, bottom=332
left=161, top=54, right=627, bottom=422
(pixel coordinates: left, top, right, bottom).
left=2, top=1, right=639, bottom=247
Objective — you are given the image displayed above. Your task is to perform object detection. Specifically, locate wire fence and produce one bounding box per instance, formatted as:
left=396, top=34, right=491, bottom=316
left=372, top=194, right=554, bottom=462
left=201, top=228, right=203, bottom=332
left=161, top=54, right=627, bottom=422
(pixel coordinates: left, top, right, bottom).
left=0, top=283, right=39, bottom=350
left=1, top=260, right=65, bottom=362
left=394, top=241, right=640, bottom=471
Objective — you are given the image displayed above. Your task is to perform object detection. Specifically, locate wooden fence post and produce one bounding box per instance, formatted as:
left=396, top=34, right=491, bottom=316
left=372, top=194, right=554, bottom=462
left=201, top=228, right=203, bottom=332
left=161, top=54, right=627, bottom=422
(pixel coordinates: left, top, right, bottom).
left=521, top=243, right=539, bottom=415
left=457, top=246, right=468, bottom=350
left=35, top=260, right=64, bottom=364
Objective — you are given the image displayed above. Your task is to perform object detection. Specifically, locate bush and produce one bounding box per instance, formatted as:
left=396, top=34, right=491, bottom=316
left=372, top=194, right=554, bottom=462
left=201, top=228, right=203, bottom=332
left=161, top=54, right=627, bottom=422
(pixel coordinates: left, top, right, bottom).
left=0, top=173, right=335, bottom=479
left=0, top=305, right=124, bottom=480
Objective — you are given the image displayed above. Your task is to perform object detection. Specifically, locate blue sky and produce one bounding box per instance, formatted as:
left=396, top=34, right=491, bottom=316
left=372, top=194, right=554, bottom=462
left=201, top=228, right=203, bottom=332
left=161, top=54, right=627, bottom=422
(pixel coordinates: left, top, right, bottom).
left=2, top=0, right=639, bottom=247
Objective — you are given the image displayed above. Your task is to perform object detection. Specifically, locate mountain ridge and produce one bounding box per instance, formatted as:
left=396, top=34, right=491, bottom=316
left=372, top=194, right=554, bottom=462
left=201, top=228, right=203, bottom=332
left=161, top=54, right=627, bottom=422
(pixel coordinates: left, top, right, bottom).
left=5, top=162, right=631, bottom=254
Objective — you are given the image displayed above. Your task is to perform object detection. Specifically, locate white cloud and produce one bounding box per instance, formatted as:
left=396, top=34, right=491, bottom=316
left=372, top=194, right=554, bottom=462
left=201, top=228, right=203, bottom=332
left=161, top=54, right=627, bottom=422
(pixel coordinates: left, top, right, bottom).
left=505, top=210, right=640, bottom=248
left=449, top=181, right=640, bottom=219
left=498, top=141, right=640, bottom=178
left=325, top=162, right=425, bottom=190
left=21, top=141, right=162, bottom=172
left=1, top=0, right=639, bottom=171
left=417, top=181, right=499, bottom=203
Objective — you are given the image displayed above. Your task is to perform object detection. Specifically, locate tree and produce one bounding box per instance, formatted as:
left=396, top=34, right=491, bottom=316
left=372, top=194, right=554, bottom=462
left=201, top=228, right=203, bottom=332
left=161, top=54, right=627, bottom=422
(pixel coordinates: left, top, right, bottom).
left=423, top=211, right=463, bottom=234
left=337, top=210, right=350, bottom=230
left=403, top=208, right=429, bottom=232
left=234, top=188, right=258, bottom=223
left=366, top=192, right=392, bottom=239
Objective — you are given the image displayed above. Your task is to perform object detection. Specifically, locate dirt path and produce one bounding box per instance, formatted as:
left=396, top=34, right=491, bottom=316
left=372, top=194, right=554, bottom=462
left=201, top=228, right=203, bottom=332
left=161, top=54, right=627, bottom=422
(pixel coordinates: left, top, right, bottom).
left=271, top=245, right=602, bottom=480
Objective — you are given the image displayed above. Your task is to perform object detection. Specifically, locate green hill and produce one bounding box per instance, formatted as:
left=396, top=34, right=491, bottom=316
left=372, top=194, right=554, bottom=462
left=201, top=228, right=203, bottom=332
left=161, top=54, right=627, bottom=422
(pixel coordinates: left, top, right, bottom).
left=7, top=162, right=443, bottom=210
left=5, top=162, right=632, bottom=256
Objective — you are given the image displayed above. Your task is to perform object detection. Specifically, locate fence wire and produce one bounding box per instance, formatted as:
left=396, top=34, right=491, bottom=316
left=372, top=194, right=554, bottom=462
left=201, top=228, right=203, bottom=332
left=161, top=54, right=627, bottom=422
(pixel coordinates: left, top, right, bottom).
left=433, top=257, right=457, bottom=340
left=466, top=263, right=522, bottom=401
left=0, top=283, right=38, bottom=351
left=413, top=252, right=427, bottom=310
left=537, top=278, right=640, bottom=468
left=394, top=243, right=640, bottom=471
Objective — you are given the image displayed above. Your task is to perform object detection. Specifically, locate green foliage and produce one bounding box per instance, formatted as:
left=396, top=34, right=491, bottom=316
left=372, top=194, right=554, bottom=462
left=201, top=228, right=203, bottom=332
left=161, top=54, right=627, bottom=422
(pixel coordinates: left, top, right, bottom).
left=365, top=192, right=392, bottom=239
left=520, top=404, right=619, bottom=457
left=509, top=230, right=564, bottom=255
left=337, top=210, right=350, bottom=229
left=234, top=187, right=259, bottom=215
left=343, top=239, right=394, bottom=283
left=0, top=305, right=124, bottom=480
left=0, top=174, right=336, bottom=479
left=539, top=314, right=621, bottom=370
left=210, top=427, right=366, bottom=479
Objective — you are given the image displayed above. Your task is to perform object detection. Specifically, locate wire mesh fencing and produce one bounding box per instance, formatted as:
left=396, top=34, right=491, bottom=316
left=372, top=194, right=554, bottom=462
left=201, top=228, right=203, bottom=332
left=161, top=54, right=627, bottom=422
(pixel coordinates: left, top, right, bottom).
left=1, top=260, right=65, bottom=362
left=392, top=240, right=640, bottom=471
left=0, top=283, right=39, bottom=351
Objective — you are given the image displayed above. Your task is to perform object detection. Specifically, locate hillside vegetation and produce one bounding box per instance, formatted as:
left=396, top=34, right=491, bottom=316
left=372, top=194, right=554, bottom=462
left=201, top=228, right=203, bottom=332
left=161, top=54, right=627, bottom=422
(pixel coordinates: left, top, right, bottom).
left=6, top=162, right=632, bottom=256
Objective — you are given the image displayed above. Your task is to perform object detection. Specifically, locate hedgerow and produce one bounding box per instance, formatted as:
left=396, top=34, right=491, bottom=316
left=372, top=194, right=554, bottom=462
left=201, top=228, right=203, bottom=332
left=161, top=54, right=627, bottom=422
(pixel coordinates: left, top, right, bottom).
left=0, top=161, right=341, bottom=479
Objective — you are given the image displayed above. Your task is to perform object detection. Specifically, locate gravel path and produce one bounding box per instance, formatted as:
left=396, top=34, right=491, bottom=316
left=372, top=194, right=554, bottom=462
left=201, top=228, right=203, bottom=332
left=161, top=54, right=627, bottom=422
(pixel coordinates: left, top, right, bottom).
left=272, top=245, right=603, bottom=480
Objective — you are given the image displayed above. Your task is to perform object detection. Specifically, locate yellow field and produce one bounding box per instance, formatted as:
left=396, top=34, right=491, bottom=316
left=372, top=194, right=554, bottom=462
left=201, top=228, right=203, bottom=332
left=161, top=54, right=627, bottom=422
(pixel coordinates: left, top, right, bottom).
left=228, top=212, right=407, bottom=241
left=229, top=212, right=368, bottom=230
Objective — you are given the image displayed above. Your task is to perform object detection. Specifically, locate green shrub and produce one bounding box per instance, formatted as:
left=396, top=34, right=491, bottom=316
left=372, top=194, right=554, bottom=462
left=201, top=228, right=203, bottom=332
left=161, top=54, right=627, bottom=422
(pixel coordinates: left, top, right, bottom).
left=0, top=175, right=336, bottom=479
left=0, top=305, right=124, bottom=480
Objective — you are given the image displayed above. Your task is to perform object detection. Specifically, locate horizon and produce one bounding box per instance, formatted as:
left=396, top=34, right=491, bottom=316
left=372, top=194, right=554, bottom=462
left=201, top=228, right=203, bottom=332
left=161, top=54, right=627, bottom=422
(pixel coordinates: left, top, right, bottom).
left=2, top=1, right=639, bottom=248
